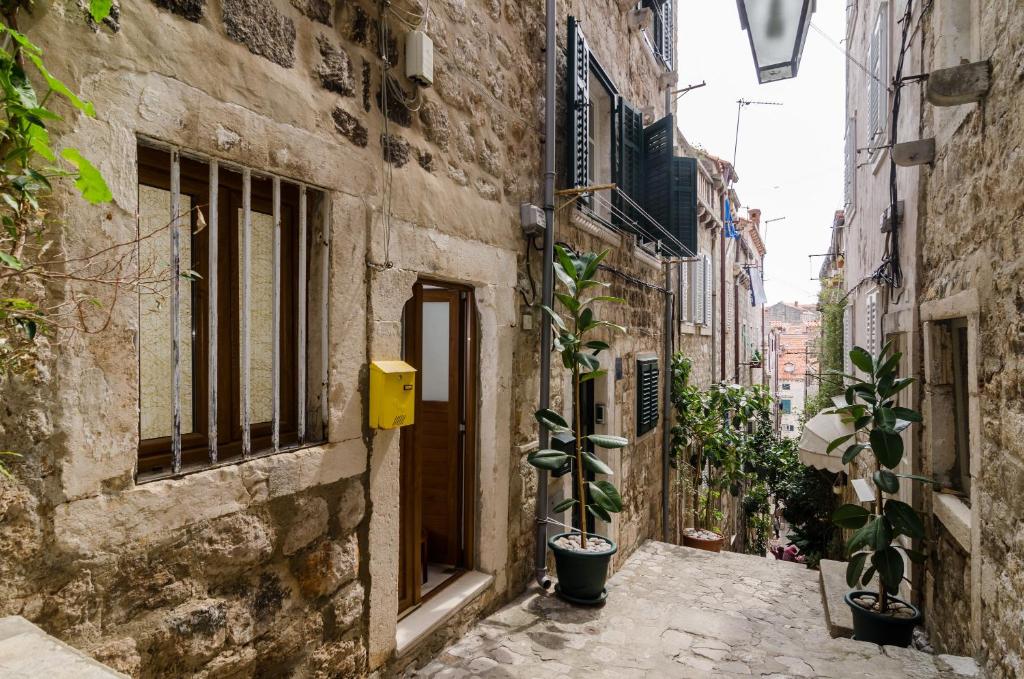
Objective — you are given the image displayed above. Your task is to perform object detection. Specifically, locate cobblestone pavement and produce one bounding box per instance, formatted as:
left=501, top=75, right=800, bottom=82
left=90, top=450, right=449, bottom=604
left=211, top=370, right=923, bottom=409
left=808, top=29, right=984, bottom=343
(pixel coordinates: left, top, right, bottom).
left=411, top=541, right=981, bottom=678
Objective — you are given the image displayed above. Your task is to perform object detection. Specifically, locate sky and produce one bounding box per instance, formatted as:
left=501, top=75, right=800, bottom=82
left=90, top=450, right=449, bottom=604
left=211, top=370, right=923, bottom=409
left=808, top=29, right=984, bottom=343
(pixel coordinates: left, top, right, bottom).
left=675, top=1, right=847, bottom=304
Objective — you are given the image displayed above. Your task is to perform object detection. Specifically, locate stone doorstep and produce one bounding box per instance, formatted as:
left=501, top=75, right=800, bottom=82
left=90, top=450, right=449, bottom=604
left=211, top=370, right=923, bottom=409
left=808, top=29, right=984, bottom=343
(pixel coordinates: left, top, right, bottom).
left=819, top=558, right=855, bottom=638
left=395, top=570, right=493, bottom=657
left=0, top=616, right=128, bottom=679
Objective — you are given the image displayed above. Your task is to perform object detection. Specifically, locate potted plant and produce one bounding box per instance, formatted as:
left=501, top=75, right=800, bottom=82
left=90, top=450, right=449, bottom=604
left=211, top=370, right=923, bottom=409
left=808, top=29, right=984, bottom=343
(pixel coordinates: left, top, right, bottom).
left=750, top=349, right=763, bottom=368
left=827, top=342, right=931, bottom=647
left=671, top=357, right=763, bottom=552
left=528, top=246, right=627, bottom=604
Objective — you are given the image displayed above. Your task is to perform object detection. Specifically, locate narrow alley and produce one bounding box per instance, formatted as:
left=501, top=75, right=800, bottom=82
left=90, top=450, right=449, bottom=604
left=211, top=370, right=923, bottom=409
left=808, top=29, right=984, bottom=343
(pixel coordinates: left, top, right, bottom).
left=412, top=542, right=980, bottom=678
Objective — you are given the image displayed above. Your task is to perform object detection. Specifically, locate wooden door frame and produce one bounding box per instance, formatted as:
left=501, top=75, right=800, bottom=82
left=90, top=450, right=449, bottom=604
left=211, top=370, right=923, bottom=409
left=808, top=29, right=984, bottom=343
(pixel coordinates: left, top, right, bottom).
left=398, top=280, right=477, bottom=615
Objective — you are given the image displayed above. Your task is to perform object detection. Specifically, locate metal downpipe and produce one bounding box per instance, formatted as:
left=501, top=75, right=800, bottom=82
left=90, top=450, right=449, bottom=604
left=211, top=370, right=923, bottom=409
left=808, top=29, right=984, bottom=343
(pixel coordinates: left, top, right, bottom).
left=534, top=0, right=556, bottom=590
left=662, top=262, right=674, bottom=542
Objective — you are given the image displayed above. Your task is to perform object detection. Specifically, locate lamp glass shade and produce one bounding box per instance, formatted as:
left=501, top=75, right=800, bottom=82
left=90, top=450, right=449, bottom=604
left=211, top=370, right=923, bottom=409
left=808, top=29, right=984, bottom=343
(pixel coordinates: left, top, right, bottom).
left=737, top=0, right=815, bottom=84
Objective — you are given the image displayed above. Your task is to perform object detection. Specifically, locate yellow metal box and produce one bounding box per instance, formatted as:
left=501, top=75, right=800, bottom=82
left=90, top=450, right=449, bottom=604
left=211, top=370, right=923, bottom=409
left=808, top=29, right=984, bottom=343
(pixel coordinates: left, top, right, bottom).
left=369, top=360, right=416, bottom=429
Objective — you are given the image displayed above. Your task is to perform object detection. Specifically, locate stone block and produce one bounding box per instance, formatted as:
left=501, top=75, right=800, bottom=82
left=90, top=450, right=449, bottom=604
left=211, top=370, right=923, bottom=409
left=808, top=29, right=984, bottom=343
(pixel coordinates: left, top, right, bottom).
left=330, top=581, right=365, bottom=630
left=292, top=535, right=359, bottom=598
left=223, top=0, right=296, bottom=68
left=0, top=616, right=127, bottom=678
left=291, top=0, right=332, bottom=25
left=926, top=61, right=991, bottom=107
left=281, top=495, right=329, bottom=555
left=152, top=0, right=204, bottom=22
left=818, top=559, right=854, bottom=638
left=315, top=37, right=355, bottom=96
left=381, top=134, right=411, bottom=167
left=332, top=106, right=368, bottom=147
left=194, top=512, right=274, bottom=568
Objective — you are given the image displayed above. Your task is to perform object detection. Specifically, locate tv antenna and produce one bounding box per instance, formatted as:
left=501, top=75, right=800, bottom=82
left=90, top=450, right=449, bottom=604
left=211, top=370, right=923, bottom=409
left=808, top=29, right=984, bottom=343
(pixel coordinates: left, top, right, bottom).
left=732, top=99, right=783, bottom=172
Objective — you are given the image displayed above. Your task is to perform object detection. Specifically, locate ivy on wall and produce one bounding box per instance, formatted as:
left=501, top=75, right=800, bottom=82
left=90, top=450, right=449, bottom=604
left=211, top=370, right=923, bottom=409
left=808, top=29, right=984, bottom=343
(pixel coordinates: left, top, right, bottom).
left=0, top=0, right=116, bottom=475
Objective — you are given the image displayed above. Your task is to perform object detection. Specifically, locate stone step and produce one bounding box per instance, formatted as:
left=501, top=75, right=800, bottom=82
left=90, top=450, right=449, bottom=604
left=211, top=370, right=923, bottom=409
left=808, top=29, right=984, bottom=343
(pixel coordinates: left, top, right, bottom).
left=0, top=616, right=128, bottom=679
left=819, top=558, right=855, bottom=637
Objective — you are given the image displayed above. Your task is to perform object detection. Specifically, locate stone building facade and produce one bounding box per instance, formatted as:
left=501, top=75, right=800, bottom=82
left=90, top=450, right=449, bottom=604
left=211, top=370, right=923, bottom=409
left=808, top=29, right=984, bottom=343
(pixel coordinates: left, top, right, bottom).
left=0, top=0, right=702, bottom=677
left=841, top=1, right=1024, bottom=676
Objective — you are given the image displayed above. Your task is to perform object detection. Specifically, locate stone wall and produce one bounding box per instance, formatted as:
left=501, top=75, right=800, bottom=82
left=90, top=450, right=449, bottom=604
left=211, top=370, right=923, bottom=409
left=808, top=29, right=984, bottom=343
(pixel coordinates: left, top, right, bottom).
left=917, top=2, right=1024, bottom=676
left=0, top=0, right=680, bottom=676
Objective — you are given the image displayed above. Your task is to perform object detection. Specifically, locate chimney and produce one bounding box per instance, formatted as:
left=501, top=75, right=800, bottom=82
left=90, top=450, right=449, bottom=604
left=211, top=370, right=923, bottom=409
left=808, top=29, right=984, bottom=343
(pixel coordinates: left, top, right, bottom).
left=748, top=208, right=761, bottom=227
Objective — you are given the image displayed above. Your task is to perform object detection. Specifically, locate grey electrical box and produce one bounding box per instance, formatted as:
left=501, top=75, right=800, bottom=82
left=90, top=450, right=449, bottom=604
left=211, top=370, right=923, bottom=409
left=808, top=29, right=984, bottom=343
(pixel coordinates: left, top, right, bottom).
left=520, top=202, right=545, bottom=236
left=405, top=30, right=433, bottom=87
left=880, top=200, right=904, bottom=233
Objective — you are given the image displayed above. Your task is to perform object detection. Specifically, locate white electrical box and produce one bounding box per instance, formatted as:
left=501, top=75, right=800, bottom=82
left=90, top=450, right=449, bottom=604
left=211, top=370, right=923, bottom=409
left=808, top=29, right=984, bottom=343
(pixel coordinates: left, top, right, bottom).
left=406, top=30, right=433, bottom=87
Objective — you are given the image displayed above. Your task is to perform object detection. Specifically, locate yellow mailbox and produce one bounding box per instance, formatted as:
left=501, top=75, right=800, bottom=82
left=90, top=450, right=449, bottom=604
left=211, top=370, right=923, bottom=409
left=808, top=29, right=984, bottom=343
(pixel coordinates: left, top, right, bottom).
left=369, top=360, right=417, bottom=429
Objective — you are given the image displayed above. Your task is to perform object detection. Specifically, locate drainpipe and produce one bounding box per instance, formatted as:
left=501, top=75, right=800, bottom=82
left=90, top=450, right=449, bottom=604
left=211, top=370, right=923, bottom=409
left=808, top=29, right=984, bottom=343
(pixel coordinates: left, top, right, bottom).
left=534, top=0, right=555, bottom=590
left=662, top=262, right=673, bottom=542
left=720, top=219, right=727, bottom=382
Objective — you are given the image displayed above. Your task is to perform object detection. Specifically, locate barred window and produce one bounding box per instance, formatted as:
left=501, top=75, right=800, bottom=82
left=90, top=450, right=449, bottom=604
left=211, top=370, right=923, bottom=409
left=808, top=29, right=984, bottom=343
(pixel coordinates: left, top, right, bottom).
left=136, top=143, right=329, bottom=478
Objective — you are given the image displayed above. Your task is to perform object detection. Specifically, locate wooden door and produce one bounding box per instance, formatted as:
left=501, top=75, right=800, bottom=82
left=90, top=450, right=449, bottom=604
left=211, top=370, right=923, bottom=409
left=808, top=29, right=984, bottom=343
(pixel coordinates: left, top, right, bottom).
left=399, top=283, right=476, bottom=614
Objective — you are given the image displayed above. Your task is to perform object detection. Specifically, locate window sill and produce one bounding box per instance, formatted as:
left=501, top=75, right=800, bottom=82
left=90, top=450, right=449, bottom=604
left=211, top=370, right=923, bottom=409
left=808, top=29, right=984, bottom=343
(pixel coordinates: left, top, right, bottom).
left=933, top=492, right=971, bottom=553
left=571, top=209, right=622, bottom=248
left=396, top=570, right=493, bottom=657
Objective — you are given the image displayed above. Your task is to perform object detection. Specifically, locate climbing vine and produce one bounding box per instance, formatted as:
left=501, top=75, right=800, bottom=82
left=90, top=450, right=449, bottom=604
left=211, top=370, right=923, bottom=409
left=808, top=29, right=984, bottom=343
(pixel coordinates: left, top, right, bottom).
left=0, top=0, right=116, bottom=475
left=803, top=283, right=846, bottom=420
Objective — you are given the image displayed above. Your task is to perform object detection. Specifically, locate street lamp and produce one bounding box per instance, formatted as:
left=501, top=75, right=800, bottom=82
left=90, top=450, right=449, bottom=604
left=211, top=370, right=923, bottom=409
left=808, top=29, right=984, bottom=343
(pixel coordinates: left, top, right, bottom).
left=736, top=0, right=816, bottom=84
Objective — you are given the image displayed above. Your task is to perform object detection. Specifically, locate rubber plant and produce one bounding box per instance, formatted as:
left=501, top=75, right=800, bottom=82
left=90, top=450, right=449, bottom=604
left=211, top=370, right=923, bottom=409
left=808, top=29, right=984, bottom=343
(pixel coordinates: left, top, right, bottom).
left=528, top=245, right=626, bottom=548
left=827, top=342, right=932, bottom=618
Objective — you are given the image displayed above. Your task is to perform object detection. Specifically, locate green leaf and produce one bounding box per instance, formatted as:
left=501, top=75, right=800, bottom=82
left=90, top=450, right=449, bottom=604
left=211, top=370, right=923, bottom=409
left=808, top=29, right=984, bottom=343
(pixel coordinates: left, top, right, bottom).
left=587, top=434, right=628, bottom=449
left=847, top=515, right=892, bottom=553
left=904, top=548, right=927, bottom=564
left=579, top=368, right=607, bottom=383
left=872, top=546, right=905, bottom=591
left=896, top=472, right=940, bottom=487
left=842, top=443, right=867, bottom=464
left=582, top=451, right=613, bottom=475
left=553, top=262, right=577, bottom=295
left=575, top=351, right=599, bottom=371
left=553, top=497, right=578, bottom=513
left=826, top=433, right=854, bottom=454
left=27, top=54, right=96, bottom=117
left=854, top=415, right=872, bottom=430
left=850, top=346, right=874, bottom=373
left=579, top=307, right=594, bottom=331
left=535, top=408, right=571, bottom=432
left=526, top=449, right=569, bottom=471
left=539, top=305, right=567, bottom=333
left=884, top=499, right=924, bottom=539
left=892, top=407, right=922, bottom=423
left=589, top=480, right=623, bottom=513
left=861, top=565, right=877, bottom=587
left=60, top=148, right=111, bottom=204
left=584, top=340, right=610, bottom=352
left=0, top=251, right=24, bottom=270
left=846, top=551, right=868, bottom=588
left=554, top=292, right=579, bottom=313
left=90, top=0, right=114, bottom=22
left=833, top=503, right=870, bottom=529
left=869, top=428, right=904, bottom=469
left=873, top=469, right=899, bottom=494
left=874, top=407, right=896, bottom=432
left=875, top=351, right=902, bottom=378
left=587, top=503, right=612, bottom=522
left=580, top=249, right=608, bottom=280
left=554, top=244, right=580, bottom=282
left=845, top=385, right=856, bottom=405
left=584, top=295, right=625, bottom=306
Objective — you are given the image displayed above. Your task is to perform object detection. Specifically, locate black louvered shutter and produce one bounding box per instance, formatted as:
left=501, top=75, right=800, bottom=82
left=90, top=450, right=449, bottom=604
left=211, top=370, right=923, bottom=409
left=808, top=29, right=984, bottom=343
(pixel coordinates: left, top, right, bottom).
left=567, top=17, right=590, bottom=203
left=636, top=358, right=660, bottom=436
left=642, top=115, right=675, bottom=248
left=669, top=156, right=698, bottom=257
left=614, top=97, right=643, bottom=229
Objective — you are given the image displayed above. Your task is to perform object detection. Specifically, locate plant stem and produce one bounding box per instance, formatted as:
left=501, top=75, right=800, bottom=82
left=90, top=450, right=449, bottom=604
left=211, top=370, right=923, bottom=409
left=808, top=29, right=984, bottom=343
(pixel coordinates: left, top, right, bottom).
left=573, top=362, right=587, bottom=548
left=876, top=459, right=887, bottom=611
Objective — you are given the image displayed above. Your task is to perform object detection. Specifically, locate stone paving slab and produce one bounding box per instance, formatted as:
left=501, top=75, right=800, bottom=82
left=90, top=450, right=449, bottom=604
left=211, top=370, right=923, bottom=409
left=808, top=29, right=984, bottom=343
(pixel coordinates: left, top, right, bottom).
left=411, top=541, right=982, bottom=678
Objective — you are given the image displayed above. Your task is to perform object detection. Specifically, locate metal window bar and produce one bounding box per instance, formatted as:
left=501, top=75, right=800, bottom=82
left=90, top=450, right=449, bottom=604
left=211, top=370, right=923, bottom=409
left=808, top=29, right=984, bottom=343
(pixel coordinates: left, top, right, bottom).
left=297, top=186, right=307, bottom=444
left=272, top=177, right=282, bottom=453
left=320, top=192, right=331, bottom=439
left=208, top=160, right=219, bottom=463
left=241, top=167, right=252, bottom=458
left=170, top=149, right=182, bottom=474
left=137, top=138, right=332, bottom=475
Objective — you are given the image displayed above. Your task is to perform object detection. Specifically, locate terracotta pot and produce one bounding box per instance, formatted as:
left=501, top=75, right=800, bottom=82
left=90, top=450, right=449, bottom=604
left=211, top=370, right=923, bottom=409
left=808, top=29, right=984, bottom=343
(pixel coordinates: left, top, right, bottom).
left=683, top=532, right=724, bottom=553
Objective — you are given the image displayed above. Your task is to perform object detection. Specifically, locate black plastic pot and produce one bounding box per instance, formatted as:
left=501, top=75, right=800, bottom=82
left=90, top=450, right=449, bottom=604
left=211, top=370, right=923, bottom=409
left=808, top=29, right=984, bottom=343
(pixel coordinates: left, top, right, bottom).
left=548, top=532, right=617, bottom=605
left=845, top=590, right=921, bottom=647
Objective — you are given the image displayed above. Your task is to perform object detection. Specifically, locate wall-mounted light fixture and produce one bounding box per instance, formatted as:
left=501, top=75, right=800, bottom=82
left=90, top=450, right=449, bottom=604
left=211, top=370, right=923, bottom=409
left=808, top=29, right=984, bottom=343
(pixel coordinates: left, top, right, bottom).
left=736, top=0, right=815, bottom=84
